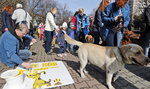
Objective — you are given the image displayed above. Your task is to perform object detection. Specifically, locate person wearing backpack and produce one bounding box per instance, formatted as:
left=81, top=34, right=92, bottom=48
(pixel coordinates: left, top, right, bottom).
left=12, top=3, right=36, bottom=49
left=12, top=3, right=32, bottom=29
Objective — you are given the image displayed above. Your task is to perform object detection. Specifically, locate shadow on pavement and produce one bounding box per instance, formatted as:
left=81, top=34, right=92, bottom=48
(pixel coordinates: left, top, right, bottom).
left=32, top=52, right=37, bottom=56
left=52, top=47, right=59, bottom=53
left=56, top=59, right=139, bottom=89
left=125, top=64, right=150, bottom=81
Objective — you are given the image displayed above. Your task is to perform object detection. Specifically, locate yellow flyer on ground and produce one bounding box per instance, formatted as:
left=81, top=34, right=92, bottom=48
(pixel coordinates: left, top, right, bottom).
left=16, top=61, right=74, bottom=89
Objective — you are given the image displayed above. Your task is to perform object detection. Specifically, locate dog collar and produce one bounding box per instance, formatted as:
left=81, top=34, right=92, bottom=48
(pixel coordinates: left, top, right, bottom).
left=118, top=47, right=126, bottom=63
left=113, top=48, right=126, bottom=65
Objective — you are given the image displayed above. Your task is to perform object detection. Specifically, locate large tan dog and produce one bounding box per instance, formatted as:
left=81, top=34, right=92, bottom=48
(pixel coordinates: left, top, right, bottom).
left=64, top=34, right=150, bottom=89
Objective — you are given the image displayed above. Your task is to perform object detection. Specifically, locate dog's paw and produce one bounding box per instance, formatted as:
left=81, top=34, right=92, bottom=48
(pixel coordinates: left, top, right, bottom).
left=113, top=76, right=119, bottom=82
left=113, top=78, right=117, bottom=82
left=108, top=86, right=115, bottom=89
left=81, top=74, right=86, bottom=78
left=83, top=70, right=88, bottom=74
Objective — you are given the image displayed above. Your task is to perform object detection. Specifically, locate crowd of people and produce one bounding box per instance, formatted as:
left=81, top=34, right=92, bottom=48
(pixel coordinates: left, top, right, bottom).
left=0, top=3, right=37, bottom=68
left=0, top=0, right=150, bottom=69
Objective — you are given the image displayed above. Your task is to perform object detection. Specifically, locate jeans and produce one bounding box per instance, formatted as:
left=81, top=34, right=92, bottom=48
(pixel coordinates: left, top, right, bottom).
left=0, top=50, right=32, bottom=68
left=117, top=31, right=123, bottom=46
left=92, top=27, right=109, bottom=45
left=105, top=30, right=123, bottom=46
left=18, top=49, right=32, bottom=60
left=58, top=46, right=66, bottom=54
left=23, top=37, right=31, bottom=50
left=68, top=30, right=74, bottom=51
left=45, top=30, right=54, bottom=53
left=100, top=27, right=109, bottom=42
left=145, top=47, right=150, bottom=57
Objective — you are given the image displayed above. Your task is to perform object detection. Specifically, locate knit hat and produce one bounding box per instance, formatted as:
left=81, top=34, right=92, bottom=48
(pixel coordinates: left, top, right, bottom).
left=16, top=3, right=23, bottom=8
left=69, top=22, right=74, bottom=28
left=62, top=22, right=68, bottom=28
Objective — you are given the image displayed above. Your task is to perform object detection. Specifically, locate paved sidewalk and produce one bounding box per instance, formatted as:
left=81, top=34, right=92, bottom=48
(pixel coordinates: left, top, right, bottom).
left=0, top=39, right=150, bottom=89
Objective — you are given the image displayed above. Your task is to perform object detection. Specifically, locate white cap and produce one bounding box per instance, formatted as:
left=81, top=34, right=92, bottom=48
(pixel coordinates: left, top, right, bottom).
left=16, top=3, right=23, bottom=8
left=62, top=22, right=68, bottom=28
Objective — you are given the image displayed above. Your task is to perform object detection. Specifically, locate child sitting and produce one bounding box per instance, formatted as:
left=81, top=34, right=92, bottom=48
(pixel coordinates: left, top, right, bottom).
left=57, top=22, right=68, bottom=57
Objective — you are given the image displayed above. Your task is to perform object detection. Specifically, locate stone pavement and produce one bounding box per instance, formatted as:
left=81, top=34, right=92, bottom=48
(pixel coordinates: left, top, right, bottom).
left=0, top=38, right=150, bottom=89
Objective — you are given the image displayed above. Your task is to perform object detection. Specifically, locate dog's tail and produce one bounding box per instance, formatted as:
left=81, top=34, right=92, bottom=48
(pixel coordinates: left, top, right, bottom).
left=64, top=34, right=83, bottom=46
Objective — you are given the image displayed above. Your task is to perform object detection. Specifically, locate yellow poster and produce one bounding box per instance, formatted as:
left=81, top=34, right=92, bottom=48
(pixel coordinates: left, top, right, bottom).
left=17, top=61, right=74, bottom=89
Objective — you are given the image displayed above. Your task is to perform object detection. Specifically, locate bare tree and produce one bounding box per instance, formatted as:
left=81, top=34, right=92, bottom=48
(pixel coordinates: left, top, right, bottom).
left=26, top=0, right=58, bottom=23
left=56, top=4, right=73, bottom=25
left=26, top=0, right=73, bottom=25
left=89, top=8, right=97, bottom=17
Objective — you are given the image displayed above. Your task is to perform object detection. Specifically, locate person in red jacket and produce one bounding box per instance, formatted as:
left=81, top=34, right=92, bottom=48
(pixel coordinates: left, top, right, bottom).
left=71, top=11, right=79, bottom=51
left=71, top=11, right=78, bottom=30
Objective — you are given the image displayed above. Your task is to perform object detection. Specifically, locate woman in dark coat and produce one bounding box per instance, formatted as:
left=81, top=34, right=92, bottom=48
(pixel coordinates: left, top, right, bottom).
left=1, top=5, right=13, bottom=33
left=93, top=0, right=111, bottom=45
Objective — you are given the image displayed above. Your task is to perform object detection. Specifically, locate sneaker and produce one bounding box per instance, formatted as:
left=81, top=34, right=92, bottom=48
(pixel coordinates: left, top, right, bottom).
left=70, top=51, right=74, bottom=54
left=46, top=49, right=53, bottom=55
left=30, top=42, right=34, bottom=46
left=66, top=48, right=70, bottom=53
left=63, top=53, right=67, bottom=56
left=57, top=54, right=63, bottom=57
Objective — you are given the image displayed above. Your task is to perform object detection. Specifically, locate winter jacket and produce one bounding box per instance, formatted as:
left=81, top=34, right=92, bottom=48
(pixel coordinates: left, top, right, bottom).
left=45, top=12, right=58, bottom=31
left=1, top=10, right=13, bottom=32
left=93, top=9, right=104, bottom=28
left=57, top=30, right=66, bottom=47
left=12, top=8, right=32, bottom=29
left=102, top=2, right=130, bottom=30
left=71, top=16, right=77, bottom=30
left=75, top=14, right=90, bottom=35
left=0, top=31, right=23, bottom=67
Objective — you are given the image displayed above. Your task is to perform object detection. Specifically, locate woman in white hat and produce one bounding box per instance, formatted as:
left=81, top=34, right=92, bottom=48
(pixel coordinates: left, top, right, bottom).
left=12, top=3, right=32, bottom=30
left=11, top=3, right=36, bottom=50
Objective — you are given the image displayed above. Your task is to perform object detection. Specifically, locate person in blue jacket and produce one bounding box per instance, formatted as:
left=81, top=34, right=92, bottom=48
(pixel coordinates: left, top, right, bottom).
left=0, top=22, right=32, bottom=68
left=1, top=5, right=13, bottom=33
left=102, top=0, right=130, bottom=46
left=75, top=8, right=90, bottom=43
